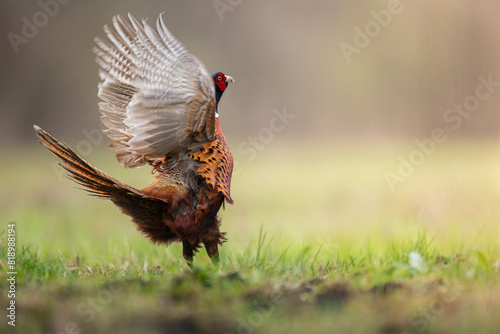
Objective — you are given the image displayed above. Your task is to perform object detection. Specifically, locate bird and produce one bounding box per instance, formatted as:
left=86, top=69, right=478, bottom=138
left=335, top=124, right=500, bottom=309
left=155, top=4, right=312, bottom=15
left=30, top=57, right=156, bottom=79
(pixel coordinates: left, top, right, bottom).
left=33, top=13, right=235, bottom=266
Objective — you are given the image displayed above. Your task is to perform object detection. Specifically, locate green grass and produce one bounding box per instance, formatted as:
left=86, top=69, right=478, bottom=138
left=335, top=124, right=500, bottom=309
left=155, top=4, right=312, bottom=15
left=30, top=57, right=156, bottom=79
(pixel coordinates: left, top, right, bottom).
left=1, top=139, right=500, bottom=333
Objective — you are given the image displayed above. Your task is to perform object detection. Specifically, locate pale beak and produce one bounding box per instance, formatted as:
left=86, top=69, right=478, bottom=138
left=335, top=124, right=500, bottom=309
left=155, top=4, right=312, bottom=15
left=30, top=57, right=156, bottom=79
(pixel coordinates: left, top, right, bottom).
left=225, top=75, right=235, bottom=83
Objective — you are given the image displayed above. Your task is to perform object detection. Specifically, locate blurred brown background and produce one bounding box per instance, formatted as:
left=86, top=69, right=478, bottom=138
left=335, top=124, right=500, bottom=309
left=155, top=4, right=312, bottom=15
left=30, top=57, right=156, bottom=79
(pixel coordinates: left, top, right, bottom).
left=1, top=0, right=500, bottom=147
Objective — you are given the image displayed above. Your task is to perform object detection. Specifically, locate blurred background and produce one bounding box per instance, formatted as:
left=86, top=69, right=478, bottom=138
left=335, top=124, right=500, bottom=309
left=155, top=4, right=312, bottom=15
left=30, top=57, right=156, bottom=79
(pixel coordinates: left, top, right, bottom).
left=2, top=0, right=500, bottom=254
left=2, top=0, right=500, bottom=142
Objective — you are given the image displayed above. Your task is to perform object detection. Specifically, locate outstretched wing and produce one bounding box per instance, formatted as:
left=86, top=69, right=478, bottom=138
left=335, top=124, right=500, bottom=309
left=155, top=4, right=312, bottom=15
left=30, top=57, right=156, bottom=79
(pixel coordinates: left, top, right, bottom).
left=94, top=13, right=216, bottom=168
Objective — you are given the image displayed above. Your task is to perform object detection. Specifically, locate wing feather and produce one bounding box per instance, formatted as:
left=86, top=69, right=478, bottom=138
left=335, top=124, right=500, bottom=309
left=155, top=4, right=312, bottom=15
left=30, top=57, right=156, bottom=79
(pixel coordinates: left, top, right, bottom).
left=94, top=13, right=216, bottom=168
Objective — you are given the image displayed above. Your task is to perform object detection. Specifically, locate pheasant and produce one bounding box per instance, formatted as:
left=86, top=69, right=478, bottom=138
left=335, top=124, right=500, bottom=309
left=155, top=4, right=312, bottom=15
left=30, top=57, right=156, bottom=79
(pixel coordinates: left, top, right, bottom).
left=33, top=13, right=235, bottom=266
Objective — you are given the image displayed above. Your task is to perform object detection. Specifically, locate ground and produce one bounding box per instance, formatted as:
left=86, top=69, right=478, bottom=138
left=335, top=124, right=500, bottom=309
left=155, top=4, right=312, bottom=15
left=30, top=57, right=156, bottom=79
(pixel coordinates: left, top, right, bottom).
left=1, top=139, right=500, bottom=333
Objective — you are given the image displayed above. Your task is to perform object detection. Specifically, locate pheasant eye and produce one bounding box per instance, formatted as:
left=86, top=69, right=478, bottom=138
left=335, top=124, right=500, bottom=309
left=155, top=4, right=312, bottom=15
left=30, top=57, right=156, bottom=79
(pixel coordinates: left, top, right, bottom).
left=217, top=75, right=222, bottom=81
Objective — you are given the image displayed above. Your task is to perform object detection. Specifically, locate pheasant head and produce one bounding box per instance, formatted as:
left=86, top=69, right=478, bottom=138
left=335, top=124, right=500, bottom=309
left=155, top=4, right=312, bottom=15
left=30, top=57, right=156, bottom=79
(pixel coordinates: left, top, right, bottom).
left=212, top=72, right=234, bottom=112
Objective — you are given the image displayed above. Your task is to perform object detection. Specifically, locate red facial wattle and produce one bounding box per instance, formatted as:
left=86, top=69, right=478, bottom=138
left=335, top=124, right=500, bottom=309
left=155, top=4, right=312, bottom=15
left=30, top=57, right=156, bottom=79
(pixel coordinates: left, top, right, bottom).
left=216, top=80, right=227, bottom=91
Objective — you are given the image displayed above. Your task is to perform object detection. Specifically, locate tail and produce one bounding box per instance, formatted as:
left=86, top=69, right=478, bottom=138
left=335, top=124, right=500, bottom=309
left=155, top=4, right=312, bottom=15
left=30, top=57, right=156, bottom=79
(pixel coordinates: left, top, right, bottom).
left=34, top=125, right=178, bottom=243
left=33, top=125, right=137, bottom=198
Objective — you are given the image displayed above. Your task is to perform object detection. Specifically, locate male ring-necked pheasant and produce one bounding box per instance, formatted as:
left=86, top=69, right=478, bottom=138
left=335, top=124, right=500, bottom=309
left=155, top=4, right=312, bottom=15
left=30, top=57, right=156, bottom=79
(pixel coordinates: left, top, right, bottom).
left=34, top=13, right=234, bottom=266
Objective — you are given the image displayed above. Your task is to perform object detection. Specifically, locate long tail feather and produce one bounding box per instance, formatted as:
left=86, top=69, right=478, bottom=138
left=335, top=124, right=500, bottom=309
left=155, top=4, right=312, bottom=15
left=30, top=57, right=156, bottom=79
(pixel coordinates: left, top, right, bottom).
left=33, top=125, right=180, bottom=244
left=33, top=125, right=138, bottom=198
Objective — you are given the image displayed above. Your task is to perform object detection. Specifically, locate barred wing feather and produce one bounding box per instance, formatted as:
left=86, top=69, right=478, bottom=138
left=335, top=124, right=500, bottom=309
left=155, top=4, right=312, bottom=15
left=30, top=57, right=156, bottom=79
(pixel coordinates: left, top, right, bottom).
left=93, top=13, right=216, bottom=168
